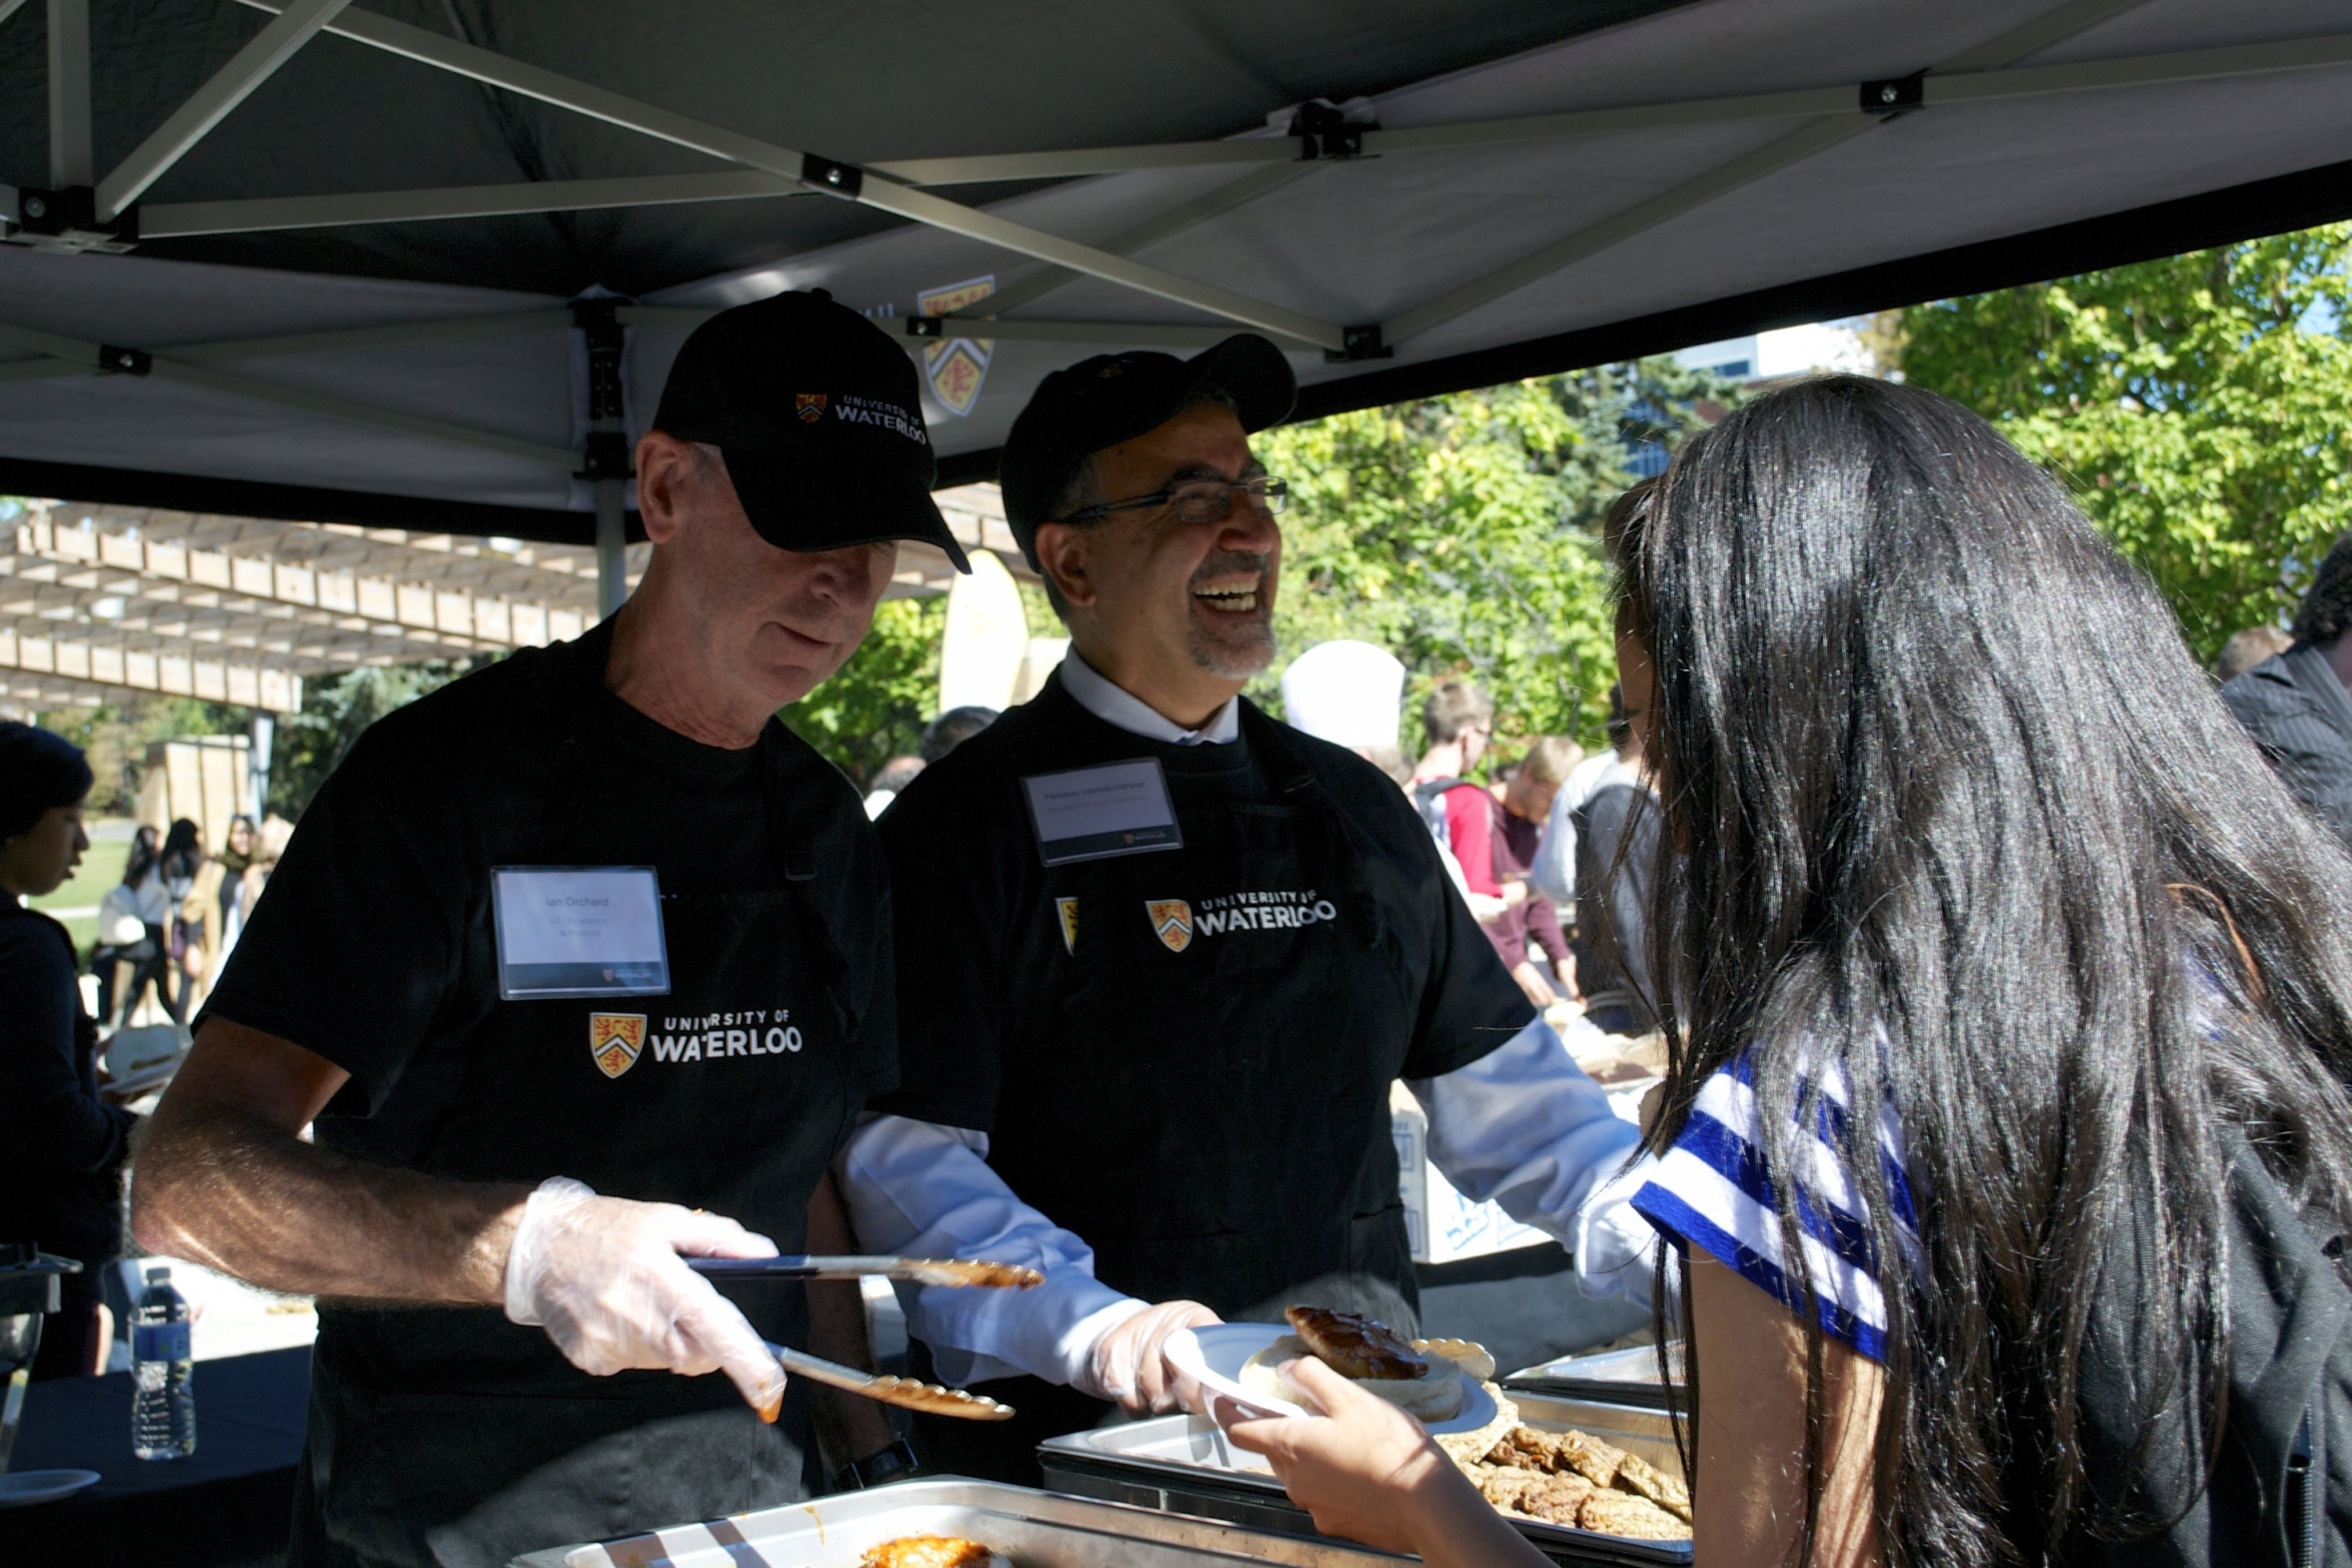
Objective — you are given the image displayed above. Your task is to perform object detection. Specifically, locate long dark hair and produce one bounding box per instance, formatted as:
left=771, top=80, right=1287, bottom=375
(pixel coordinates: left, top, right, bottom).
left=159, top=818, right=202, bottom=880
left=1627, top=376, right=2352, bottom=1562
left=122, top=824, right=161, bottom=889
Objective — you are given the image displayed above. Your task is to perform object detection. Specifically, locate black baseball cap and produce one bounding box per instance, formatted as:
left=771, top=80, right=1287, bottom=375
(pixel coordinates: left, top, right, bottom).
left=653, top=290, right=969, bottom=571
left=998, top=334, right=1298, bottom=569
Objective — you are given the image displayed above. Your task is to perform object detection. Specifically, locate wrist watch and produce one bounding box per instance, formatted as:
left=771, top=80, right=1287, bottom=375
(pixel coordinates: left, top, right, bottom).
left=833, top=1436, right=923, bottom=1492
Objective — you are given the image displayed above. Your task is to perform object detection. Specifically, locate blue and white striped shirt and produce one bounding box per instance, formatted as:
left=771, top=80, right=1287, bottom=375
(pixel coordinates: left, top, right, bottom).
left=1630, top=1054, right=1918, bottom=1361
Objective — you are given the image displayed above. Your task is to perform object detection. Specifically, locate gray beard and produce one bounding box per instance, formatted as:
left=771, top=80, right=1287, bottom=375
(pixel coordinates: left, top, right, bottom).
left=1188, top=615, right=1276, bottom=680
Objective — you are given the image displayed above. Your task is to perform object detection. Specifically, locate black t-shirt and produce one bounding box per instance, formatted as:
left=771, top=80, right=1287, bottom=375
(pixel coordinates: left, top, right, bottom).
left=873, top=674, right=1529, bottom=1136
left=202, top=622, right=897, bottom=1171
left=0, top=903, right=132, bottom=1269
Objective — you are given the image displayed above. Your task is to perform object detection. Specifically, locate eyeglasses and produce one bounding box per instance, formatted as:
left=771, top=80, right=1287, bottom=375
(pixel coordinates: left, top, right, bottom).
left=1054, top=474, right=1289, bottom=528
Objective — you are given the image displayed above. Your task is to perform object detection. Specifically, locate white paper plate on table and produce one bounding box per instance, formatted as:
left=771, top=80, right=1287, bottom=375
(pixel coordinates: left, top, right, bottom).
left=1167, top=1323, right=1500, bottom=1435
left=0, top=1468, right=100, bottom=1508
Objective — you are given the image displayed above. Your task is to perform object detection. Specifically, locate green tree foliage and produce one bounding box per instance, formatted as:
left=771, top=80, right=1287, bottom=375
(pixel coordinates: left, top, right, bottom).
left=1252, top=358, right=1737, bottom=756
left=1900, top=225, right=2352, bottom=664
left=779, top=594, right=946, bottom=786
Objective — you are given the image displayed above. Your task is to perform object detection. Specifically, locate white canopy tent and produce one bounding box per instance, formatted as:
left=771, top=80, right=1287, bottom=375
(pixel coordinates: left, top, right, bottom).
left=2, top=0, right=2350, bottom=608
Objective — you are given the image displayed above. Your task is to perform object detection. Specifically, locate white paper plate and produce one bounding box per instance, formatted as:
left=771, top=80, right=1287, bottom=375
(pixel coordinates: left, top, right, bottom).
left=1168, top=1323, right=1499, bottom=1434
left=0, top=1469, right=100, bottom=1508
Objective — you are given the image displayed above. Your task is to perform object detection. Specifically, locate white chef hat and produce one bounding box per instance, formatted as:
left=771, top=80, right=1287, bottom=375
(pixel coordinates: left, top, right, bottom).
left=1281, top=639, right=1406, bottom=751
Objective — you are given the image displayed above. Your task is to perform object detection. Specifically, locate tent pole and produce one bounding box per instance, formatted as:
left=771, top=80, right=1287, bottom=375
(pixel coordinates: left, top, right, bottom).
left=94, top=0, right=354, bottom=222
left=595, top=481, right=627, bottom=620
left=1379, top=0, right=2154, bottom=345
left=46, top=0, right=90, bottom=187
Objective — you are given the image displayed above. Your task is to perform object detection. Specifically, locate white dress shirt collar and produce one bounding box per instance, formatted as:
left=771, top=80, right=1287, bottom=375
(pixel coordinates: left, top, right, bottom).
left=1058, top=649, right=1241, bottom=746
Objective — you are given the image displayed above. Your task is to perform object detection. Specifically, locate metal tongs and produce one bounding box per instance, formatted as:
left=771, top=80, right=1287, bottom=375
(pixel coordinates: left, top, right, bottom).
left=688, top=1255, right=1038, bottom=1420
left=764, top=1340, right=1017, bottom=1421
left=687, top=1255, right=1044, bottom=1289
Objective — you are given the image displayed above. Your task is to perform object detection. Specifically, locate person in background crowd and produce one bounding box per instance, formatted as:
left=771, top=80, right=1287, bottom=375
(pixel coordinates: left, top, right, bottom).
left=91, top=822, right=162, bottom=1028
left=1231, top=376, right=2352, bottom=1566
left=1413, top=682, right=1517, bottom=923
left=157, top=818, right=205, bottom=1025
left=183, top=812, right=257, bottom=1007
left=2223, top=530, right=2352, bottom=851
left=2214, top=622, right=2292, bottom=684
left=1570, top=684, right=1659, bottom=1036
left=920, top=704, right=998, bottom=764
left=0, top=722, right=136, bottom=1380
left=862, top=755, right=926, bottom=820
left=1488, top=738, right=1581, bottom=1008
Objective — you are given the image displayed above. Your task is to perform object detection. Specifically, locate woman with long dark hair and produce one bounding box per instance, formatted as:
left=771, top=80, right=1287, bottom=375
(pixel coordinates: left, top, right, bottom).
left=1229, top=376, right=2352, bottom=1565
left=1, top=721, right=136, bottom=1377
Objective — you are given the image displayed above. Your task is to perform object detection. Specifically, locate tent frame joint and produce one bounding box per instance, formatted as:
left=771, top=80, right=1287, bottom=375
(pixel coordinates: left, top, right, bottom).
left=96, top=343, right=151, bottom=376
left=799, top=154, right=864, bottom=201
left=1325, top=323, right=1394, bottom=364
left=1860, top=72, right=1927, bottom=120
left=4, top=183, right=137, bottom=253
left=1291, top=100, right=1373, bottom=161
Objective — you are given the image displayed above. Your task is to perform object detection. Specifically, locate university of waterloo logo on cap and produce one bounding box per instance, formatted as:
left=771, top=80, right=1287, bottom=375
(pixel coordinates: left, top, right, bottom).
left=589, top=1013, right=646, bottom=1079
left=1146, top=899, right=1193, bottom=954
left=795, top=392, right=828, bottom=423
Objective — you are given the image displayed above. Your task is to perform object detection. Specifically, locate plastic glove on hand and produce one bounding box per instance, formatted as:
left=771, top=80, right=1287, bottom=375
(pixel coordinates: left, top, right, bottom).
left=1083, top=1299, right=1221, bottom=1416
left=503, top=1177, right=789, bottom=1420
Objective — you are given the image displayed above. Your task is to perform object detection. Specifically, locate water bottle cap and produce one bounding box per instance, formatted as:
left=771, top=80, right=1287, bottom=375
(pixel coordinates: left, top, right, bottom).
left=145, top=1265, right=170, bottom=1283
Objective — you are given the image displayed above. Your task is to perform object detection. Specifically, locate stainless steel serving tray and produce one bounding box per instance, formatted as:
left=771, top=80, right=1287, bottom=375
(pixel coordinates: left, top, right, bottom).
left=509, top=1477, right=1413, bottom=1568
left=1036, top=1392, right=1690, bottom=1568
left=1502, top=1345, right=1685, bottom=1412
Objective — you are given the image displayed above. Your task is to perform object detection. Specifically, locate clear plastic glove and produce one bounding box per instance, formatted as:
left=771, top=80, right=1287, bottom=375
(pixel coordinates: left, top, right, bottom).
left=1079, top=1298, right=1221, bottom=1414
left=503, top=1176, right=788, bottom=1421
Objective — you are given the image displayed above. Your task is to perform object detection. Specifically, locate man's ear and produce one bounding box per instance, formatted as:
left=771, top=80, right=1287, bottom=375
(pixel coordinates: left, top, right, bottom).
left=635, top=431, right=699, bottom=545
left=1033, top=521, right=1098, bottom=611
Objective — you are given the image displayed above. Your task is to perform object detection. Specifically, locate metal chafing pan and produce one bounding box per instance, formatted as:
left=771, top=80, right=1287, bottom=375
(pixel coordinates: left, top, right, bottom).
left=1502, top=1345, right=1685, bottom=1412
left=510, top=1477, right=1412, bottom=1567
left=1036, top=1392, right=1690, bottom=1568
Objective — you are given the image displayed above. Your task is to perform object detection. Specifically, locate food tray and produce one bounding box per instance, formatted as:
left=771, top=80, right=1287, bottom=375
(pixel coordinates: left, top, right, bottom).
left=1502, top=1345, right=1683, bottom=1411
left=1036, top=1393, right=1690, bottom=1568
left=510, top=1477, right=1411, bottom=1568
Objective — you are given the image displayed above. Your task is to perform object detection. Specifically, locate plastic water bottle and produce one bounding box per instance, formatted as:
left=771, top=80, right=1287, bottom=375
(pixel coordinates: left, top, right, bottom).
left=131, top=1265, right=195, bottom=1460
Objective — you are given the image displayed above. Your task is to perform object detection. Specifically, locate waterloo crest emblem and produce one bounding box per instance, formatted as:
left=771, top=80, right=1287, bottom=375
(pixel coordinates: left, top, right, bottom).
left=589, top=1012, right=646, bottom=1080
left=1056, top=897, right=1079, bottom=956
left=795, top=392, right=828, bottom=423
left=1146, top=899, right=1193, bottom=954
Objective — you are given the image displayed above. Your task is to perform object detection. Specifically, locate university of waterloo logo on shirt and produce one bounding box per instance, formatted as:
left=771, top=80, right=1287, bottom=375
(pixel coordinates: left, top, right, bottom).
left=589, top=1012, right=646, bottom=1079
left=1146, top=899, right=1193, bottom=953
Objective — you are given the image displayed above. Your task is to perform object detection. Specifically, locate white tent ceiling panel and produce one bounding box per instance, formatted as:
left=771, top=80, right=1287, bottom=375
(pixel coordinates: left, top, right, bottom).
left=1, top=0, right=2349, bottom=538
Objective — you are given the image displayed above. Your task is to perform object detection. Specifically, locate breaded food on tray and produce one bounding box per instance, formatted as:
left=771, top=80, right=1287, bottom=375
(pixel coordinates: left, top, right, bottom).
left=1447, top=1422, right=1693, bottom=1541
left=858, top=1537, right=1007, bottom=1568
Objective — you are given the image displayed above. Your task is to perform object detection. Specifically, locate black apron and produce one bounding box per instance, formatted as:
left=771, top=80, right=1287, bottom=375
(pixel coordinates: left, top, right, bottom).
left=917, top=704, right=1429, bottom=1481
left=292, top=662, right=863, bottom=1568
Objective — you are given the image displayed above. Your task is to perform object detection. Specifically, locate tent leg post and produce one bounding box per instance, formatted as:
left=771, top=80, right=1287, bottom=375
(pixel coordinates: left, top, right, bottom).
left=595, top=477, right=627, bottom=619
left=47, top=0, right=91, bottom=187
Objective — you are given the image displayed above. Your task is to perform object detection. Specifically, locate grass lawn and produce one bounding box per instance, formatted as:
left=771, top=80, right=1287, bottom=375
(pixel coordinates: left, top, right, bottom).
left=29, top=815, right=137, bottom=953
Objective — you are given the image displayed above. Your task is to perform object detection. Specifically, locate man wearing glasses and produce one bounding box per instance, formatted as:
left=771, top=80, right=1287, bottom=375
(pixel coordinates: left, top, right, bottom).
left=838, top=336, right=1646, bottom=1480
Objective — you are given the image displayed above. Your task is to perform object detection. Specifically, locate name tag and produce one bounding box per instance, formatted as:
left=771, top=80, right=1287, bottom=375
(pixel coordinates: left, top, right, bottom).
left=491, top=866, right=671, bottom=1000
left=1022, top=759, right=1183, bottom=866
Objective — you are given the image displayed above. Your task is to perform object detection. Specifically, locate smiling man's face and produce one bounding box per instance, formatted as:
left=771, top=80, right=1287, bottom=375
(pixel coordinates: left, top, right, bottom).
left=1036, top=401, right=1282, bottom=723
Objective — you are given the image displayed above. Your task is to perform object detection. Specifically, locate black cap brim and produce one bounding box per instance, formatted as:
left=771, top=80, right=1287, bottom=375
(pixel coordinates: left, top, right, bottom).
left=720, top=449, right=972, bottom=572
left=1175, top=334, right=1299, bottom=434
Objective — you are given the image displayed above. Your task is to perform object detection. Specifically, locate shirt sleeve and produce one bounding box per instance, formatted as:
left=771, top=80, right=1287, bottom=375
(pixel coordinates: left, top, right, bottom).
left=1408, top=1018, right=1646, bottom=1302
left=2223, top=677, right=2352, bottom=848
left=197, top=724, right=474, bottom=1112
left=0, top=924, right=133, bottom=1176
left=1525, top=890, right=1572, bottom=968
left=1631, top=1061, right=1916, bottom=1361
left=837, top=1114, right=1144, bottom=1387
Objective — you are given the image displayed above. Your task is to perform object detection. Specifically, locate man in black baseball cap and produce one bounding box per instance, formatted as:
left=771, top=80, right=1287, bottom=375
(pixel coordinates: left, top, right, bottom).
left=134, top=290, right=947, bottom=1566
left=841, top=334, right=1646, bottom=1482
